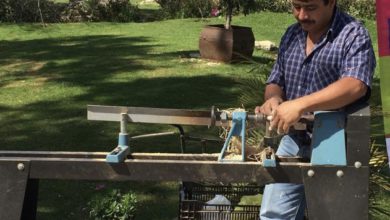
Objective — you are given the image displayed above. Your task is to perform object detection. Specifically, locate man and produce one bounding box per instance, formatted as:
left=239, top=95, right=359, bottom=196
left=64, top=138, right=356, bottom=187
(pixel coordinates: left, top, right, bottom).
left=255, top=0, right=376, bottom=219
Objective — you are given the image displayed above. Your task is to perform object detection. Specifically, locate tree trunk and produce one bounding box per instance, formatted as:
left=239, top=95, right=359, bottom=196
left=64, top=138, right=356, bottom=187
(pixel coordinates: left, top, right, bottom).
left=224, top=0, right=233, bottom=29
left=37, top=0, right=46, bottom=27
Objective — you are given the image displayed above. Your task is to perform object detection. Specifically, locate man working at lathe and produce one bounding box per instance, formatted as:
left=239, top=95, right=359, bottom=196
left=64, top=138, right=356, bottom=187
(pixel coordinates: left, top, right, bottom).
left=255, top=0, right=376, bottom=219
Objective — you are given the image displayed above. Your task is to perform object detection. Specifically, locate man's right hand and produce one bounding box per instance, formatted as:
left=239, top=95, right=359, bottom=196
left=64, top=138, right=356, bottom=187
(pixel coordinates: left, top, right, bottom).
left=255, top=96, right=283, bottom=116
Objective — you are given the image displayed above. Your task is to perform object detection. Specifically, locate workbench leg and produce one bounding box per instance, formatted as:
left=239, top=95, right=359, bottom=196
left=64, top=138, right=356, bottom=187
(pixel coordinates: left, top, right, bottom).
left=21, top=179, right=39, bottom=220
left=0, top=161, right=31, bottom=220
left=303, top=166, right=369, bottom=220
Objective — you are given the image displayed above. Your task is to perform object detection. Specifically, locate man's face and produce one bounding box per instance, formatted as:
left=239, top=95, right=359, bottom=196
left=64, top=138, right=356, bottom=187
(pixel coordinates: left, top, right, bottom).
left=292, top=0, right=335, bottom=34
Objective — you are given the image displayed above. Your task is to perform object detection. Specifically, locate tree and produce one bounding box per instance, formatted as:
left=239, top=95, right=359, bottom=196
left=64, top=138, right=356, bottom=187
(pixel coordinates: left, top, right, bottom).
left=219, top=0, right=256, bottom=29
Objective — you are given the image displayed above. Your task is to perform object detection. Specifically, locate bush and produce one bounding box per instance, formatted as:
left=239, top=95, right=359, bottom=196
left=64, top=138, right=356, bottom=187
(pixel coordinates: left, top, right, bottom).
left=252, top=0, right=375, bottom=18
left=252, top=0, right=290, bottom=13
left=107, top=0, right=140, bottom=22
left=156, top=0, right=375, bottom=20
left=61, top=0, right=140, bottom=22
left=0, top=0, right=140, bottom=23
left=0, top=0, right=13, bottom=22
left=260, top=0, right=376, bottom=19
left=155, top=0, right=289, bottom=19
left=338, top=0, right=376, bottom=19
left=60, top=0, right=90, bottom=22
left=0, top=0, right=66, bottom=23
left=88, top=189, right=138, bottom=220
left=156, top=0, right=215, bottom=19
left=0, top=0, right=377, bottom=23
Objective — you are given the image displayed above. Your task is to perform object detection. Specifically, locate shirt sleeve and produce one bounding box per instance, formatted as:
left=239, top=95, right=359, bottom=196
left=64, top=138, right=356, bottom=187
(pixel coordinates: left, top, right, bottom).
left=266, top=27, right=292, bottom=88
left=341, top=26, right=376, bottom=88
left=267, top=51, right=285, bottom=88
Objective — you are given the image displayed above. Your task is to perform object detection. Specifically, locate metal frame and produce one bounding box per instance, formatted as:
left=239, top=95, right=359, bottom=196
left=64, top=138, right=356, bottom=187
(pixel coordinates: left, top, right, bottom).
left=0, top=103, right=370, bottom=220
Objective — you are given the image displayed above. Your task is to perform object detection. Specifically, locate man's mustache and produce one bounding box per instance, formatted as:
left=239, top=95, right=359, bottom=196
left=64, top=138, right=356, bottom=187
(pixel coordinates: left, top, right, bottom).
left=299, top=19, right=315, bottom=24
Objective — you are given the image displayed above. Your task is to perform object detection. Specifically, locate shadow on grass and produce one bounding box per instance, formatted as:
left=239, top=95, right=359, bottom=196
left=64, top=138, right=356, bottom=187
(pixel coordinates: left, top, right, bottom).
left=0, top=34, right=270, bottom=151
left=0, top=34, right=269, bottom=220
left=0, top=35, right=158, bottom=87
left=37, top=180, right=180, bottom=220
left=0, top=74, right=238, bottom=151
left=0, top=31, right=274, bottom=154
left=161, top=49, right=275, bottom=65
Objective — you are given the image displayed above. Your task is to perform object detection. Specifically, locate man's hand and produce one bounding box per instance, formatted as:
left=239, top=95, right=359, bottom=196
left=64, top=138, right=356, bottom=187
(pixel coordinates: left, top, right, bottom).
left=269, top=100, right=304, bottom=134
left=255, top=96, right=283, bottom=116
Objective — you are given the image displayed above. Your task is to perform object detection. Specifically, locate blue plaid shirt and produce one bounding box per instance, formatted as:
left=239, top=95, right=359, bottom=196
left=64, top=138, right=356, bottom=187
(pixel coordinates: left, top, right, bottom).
left=267, top=8, right=376, bottom=100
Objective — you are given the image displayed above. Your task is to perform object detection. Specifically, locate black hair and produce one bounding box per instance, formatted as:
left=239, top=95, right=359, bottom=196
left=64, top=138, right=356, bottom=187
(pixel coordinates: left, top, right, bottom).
left=323, top=0, right=336, bottom=5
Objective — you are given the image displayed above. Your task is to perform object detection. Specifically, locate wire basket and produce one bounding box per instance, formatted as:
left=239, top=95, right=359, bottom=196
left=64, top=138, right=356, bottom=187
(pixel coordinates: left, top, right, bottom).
left=179, top=182, right=263, bottom=220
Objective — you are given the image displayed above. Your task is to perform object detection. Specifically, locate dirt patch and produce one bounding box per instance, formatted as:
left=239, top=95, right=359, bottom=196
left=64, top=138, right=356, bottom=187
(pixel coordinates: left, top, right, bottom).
left=4, top=76, right=50, bottom=88
left=28, top=62, right=46, bottom=74
left=4, top=61, right=46, bottom=74
left=179, top=53, right=222, bottom=67
left=3, top=61, right=49, bottom=88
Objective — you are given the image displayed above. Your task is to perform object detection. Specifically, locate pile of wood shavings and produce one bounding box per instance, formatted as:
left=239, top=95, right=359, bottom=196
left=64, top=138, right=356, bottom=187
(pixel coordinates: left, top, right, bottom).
left=219, top=108, right=266, bottom=161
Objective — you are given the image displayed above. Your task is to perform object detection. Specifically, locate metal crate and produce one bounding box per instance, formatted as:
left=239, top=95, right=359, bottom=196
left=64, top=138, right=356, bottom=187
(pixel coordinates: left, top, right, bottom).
left=179, top=182, right=263, bottom=220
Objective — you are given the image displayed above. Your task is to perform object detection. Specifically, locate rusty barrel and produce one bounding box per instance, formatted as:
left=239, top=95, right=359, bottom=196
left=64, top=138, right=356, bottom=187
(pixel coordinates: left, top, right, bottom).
left=199, top=25, right=255, bottom=62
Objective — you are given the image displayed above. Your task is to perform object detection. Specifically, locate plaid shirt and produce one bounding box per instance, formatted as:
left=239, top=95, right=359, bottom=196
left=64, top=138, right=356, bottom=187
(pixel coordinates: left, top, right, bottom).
left=267, top=8, right=376, bottom=100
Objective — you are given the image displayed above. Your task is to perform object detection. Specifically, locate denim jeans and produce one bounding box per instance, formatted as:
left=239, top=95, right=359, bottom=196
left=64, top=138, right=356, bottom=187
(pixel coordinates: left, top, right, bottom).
left=259, top=133, right=311, bottom=220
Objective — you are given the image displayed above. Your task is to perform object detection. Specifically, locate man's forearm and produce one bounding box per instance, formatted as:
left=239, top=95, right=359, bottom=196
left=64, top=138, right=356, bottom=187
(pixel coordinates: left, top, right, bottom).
left=295, top=77, right=368, bottom=113
left=264, top=84, right=285, bottom=101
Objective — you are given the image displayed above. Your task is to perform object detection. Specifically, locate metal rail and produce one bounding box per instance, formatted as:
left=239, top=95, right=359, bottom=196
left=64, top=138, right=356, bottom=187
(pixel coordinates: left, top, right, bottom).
left=88, top=105, right=221, bottom=126
left=0, top=150, right=369, bottom=220
left=0, top=152, right=306, bottom=183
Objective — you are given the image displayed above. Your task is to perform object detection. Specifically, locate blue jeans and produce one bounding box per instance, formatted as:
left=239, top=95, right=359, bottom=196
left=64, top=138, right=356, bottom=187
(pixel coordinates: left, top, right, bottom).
left=259, top=134, right=311, bottom=220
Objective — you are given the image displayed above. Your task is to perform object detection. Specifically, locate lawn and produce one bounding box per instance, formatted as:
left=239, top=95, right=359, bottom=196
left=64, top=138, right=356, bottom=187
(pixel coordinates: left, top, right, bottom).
left=0, top=9, right=388, bottom=220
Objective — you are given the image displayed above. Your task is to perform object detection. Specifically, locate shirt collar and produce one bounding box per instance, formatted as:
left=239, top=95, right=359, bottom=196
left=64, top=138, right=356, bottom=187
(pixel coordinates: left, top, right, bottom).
left=326, top=7, right=342, bottom=41
left=295, top=7, right=341, bottom=43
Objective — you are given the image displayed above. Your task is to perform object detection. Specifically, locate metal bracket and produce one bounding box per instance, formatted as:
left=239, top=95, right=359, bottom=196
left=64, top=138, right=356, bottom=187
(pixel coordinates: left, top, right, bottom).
left=260, top=147, right=276, bottom=167
left=218, top=111, right=246, bottom=162
left=106, top=113, right=130, bottom=163
left=311, top=111, right=346, bottom=165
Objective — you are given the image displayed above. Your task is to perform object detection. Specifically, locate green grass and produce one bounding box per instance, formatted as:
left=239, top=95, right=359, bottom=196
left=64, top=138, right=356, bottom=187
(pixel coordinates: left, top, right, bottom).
left=0, top=13, right=281, bottom=220
left=0, top=11, right=388, bottom=219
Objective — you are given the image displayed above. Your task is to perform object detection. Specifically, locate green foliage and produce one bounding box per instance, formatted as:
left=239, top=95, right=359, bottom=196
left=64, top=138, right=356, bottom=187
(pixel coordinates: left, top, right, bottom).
left=251, top=0, right=376, bottom=19
left=0, top=0, right=376, bottom=23
left=0, top=0, right=140, bottom=23
left=254, top=0, right=377, bottom=19
left=369, top=141, right=390, bottom=218
left=155, top=0, right=214, bottom=19
left=215, top=0, right=257, bottom=28
left=88, top=189, right=138, bottom=220
left=108, top=0, right=140, bottom=22
left=62, top=0, right=140, bottom=22
left=338, top=0, right=376, bottom=19
left=236, top=65, right=270, bottom=109
left=156, top=0, right=376, bottom=23
left=155, top=0, right=258, bottom=20
left=0, top=0, right=66, bottom=23
left=218, top=0, right=257, bottom=15
left=0, top=0, right=13, bottom=22
left=251, top=0, right=291, bottom=13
